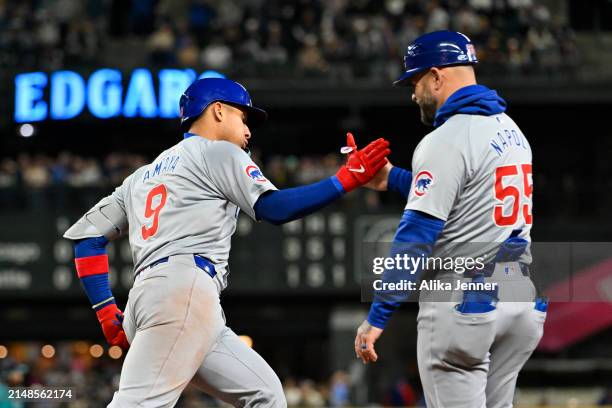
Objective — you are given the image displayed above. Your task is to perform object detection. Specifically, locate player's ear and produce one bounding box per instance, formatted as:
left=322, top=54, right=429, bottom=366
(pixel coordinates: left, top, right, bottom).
left=430, top=67, right=443, bottom=91
left=212, top=102, right=224, bottom=122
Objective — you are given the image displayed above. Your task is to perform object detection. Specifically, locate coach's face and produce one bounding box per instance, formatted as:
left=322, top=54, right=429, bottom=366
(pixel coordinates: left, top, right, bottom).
left=410, top=70, right=437, bottom=126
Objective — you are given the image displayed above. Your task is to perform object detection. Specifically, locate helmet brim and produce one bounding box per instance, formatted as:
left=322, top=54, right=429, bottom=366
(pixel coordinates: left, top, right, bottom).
left=242, top=105, right=268, bottom=128
left=393, top=68, right=425, bottom=87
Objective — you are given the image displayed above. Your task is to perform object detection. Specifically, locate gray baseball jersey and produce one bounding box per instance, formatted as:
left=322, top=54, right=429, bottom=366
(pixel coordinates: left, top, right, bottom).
left=407, top=113, right=543, bottom=408
left=110, top=135, right=277, bottom=288
left=406, top=113, right=532, bottom=262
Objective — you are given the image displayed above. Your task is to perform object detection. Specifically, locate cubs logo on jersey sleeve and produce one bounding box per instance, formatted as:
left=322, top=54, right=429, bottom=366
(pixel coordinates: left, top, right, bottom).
left=414, top=171, right=434, bottom=197
left=245, top=165, right=267, bottom=182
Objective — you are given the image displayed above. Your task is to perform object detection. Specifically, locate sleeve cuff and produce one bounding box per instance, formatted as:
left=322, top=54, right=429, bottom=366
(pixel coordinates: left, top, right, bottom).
left=330, top=176, right=346, bottom=194
left=367, top=304, right=394, bottom=329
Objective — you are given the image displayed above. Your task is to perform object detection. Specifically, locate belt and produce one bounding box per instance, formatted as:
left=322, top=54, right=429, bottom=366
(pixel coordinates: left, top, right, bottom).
left=463, top=262, right=530, bottom=279
left=135, top=255, right=217, bottom=279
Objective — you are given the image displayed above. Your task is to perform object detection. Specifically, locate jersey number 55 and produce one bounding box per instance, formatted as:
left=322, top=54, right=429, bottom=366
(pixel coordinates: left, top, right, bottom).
left=493, top=164, right=533, bottom=227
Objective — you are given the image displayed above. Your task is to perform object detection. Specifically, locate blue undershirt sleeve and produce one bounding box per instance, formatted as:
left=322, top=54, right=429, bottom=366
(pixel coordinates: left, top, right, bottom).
left=367, top=210, right=445, bottom=329
left=387, top=166, right=412, bottom=199
left=74, top=236, right=115, bottom=310
left=254, top=176, right=345, bottom=225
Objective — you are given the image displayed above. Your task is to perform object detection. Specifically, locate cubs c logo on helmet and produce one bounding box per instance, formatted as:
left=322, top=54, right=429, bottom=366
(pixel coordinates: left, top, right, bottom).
left=414, top=171, right=434, bottom=197
left=245, top=165, right=267, bottom=182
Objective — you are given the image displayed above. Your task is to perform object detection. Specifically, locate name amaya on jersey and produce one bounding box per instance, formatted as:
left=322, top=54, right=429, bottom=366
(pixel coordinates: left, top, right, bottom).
left=142, top=153, right=181, bottom=182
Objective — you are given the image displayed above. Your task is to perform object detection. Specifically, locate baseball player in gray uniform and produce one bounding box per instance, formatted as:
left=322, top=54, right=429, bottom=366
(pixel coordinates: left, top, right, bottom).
left=63, top=77, right=391, bottom=407
left=354, top=31, right=547, bottom=408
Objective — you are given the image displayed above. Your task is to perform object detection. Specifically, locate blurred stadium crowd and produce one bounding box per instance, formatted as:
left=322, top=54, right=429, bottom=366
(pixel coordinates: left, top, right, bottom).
left=0, top=0, right=578, bottom=79
left=0, top=151, right=605, bottom=223
left=0, top=152, right=375, bottom=211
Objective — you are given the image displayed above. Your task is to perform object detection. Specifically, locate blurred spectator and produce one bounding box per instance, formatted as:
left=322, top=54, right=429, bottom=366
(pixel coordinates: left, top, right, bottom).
left=284, top=377, right=303, bottom=407
left=329, top=370, right=350, bottom=407
left=260, top=21, right=289, bottom=66
left=527, top=23, right=559, bottom=73
left=0, top=159, right=18, bottom=188
left=201, top=36, right=233, bottom=70
left=384, top=378, right=417, bottom=406
left=148, top=21, right=176, bottom=64
left=177, top=34, right=200, bottom=67
left=68, top=158, right=103, bottom=187
left=297, top=35, right=329, bottom=77
left=426, top=0, right=450, bottom=32
left=599, top=387, right=612, bottom=405
left=21, top=156, right=50, bottom=190
left=300, top=379, right=326, bottom=406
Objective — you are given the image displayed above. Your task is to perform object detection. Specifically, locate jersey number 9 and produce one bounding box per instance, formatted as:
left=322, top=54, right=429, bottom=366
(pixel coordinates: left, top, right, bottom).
left=493, top=164, right=532, bottom=227
left=142, top=184, right=168, bottom=240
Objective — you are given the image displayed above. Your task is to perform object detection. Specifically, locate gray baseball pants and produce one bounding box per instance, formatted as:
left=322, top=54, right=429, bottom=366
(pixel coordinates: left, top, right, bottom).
left=107, top=255, right=286, bottom=408
left=417, top=271, right=546, bottom=408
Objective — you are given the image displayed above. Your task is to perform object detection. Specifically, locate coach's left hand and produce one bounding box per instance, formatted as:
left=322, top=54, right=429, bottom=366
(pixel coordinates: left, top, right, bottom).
left=355, top=320, right=383, bottom=364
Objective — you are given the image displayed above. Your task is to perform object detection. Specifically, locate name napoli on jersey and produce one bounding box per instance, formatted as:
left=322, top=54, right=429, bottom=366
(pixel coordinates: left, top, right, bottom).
left=490, top=124, right=528, bottom=157
left=143, top=154, right=181, bottom=182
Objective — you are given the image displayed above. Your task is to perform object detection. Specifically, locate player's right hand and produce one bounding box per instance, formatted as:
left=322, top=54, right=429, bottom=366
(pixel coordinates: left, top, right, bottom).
left=95, top=303, right=130, bottom=350
left=354, top=320, right=383, bottom=364
left=335, top=133, right=390, bottom=193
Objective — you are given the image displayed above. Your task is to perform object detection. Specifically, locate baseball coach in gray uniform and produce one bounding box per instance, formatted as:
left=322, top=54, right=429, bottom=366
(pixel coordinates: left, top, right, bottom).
left=64, top=77, right=390, bottom=407
left=354, top=31, right=547, bottom=408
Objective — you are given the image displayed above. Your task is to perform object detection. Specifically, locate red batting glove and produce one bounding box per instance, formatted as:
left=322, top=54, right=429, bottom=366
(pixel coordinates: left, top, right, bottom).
left=335, top=133, right=391, bottom=193
left=95, top=303, right=130, bottom=350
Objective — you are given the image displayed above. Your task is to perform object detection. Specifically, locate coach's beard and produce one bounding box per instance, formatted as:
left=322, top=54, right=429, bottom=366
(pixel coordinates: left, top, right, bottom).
left=417, top=92, right=437, bottom=127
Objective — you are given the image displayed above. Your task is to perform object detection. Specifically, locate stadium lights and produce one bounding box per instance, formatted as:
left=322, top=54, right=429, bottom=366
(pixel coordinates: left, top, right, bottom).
left=18, top=123, right=35, bottom=137
left=108, top=346, right=123, bottom=359
left=0, top=345, right=7, bottom=359
left=41, top=344, right=55, bottom=358
left=89, top=344, right=104, bottom=358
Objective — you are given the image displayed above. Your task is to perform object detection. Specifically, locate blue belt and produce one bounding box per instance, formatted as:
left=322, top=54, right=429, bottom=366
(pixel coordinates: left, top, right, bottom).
left=463, top=262, right=530, bottom=278
left=137, top=255, right=217, bottom=279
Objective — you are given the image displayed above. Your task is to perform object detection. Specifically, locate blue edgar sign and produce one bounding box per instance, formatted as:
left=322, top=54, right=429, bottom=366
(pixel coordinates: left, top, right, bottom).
left=14, top=69, right=225, bottom=122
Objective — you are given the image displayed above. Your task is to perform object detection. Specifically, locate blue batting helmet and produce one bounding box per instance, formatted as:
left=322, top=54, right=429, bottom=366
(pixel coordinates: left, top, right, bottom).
left=179, top=78, right=268, bottom=129
left=394, top=30, right=478, bottom=86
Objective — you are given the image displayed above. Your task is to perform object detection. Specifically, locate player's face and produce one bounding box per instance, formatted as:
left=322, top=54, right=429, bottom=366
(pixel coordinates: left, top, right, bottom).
left=220, top=104, right=251, bottom=149
left=410, top=70, right=437, bottom=126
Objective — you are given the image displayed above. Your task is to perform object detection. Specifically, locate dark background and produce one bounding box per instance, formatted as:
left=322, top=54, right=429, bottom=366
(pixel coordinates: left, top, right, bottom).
left=1, top=0, right=612, bottom=406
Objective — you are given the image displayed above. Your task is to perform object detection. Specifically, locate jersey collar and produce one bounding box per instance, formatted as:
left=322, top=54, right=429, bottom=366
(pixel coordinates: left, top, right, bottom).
left=183, top=132, right=197, bottom=139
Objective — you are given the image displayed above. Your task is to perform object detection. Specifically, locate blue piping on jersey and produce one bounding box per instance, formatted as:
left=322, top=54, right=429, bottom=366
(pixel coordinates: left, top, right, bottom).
left=184, top=132, right=197, bottom=139
left=434, top=84, right=506, bottom=128
left=367, top=210, right=445, bottom=329
left=254, top=176, right=344, bottom=225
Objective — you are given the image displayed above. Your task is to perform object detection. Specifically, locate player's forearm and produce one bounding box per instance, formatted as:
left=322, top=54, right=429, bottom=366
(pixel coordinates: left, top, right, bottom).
left=254, top=176, right=345, bottom=225
left=367, top=210, right=444, bottom=329
left=387, top=166, right=412, bottom=199
left=73, top=236, right=116, bottom=310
